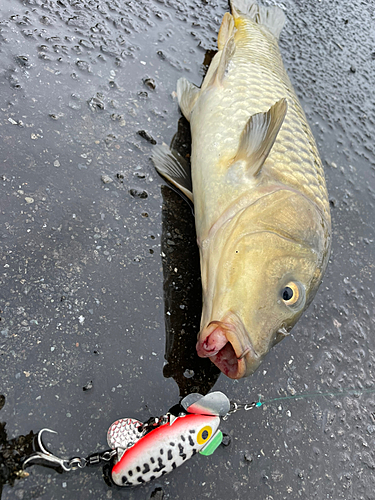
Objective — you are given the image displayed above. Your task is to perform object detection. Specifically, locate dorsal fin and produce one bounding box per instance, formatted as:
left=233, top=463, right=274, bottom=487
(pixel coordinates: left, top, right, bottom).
left=234, top=98, right=288, bottom=177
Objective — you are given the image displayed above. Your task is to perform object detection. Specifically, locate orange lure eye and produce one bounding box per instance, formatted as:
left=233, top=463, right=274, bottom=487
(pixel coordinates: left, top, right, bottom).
left=197, top=426, right=213, bottom=445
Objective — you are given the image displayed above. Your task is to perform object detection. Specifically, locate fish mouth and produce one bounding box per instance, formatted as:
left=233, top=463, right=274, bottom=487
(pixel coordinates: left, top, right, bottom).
left=196, top=320, right=261, bottom=379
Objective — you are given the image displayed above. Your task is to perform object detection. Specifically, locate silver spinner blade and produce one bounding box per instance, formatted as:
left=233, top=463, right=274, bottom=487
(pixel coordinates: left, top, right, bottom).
left=181, top=391, right=230, bottom=416
left=107, top=418, right=143, bottom=451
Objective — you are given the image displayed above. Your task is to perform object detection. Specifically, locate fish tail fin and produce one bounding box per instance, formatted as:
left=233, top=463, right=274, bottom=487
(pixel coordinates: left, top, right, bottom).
left=230, top=1, right=286, bottom=40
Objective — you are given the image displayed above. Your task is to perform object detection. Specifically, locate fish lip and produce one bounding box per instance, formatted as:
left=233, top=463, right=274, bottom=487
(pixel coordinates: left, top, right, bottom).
left=196, top=319, right=260, bottom=379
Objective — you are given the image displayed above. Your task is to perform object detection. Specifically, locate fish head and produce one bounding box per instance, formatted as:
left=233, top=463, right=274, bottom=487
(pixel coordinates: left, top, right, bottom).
left=196, top=189, right=331, bottom=379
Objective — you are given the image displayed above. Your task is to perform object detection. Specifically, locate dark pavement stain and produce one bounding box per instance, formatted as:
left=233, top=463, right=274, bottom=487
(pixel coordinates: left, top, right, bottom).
left=0, top=0, right=374, bottom=499
left=0, top=416, right=34, bottom=496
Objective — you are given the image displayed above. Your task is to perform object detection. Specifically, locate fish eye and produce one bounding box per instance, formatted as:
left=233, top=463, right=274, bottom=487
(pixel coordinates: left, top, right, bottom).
left=197, top=425, right=213, bottom=445
left=281, top=282, right=300, bottom=306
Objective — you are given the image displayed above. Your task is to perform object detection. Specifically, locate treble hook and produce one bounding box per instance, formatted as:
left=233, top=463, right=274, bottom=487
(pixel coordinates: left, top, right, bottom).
left=23, top=428, right=73, bottom=472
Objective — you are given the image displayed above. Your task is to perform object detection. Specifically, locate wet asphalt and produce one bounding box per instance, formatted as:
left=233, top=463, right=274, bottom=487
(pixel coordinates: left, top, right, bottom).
left=0, top=0, right=375, bottom=499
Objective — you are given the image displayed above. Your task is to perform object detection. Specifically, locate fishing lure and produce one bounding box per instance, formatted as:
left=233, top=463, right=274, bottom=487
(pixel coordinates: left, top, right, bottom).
left=110, top=414, right=221, bottom=486
left=23, top=391, right=258, bottom=486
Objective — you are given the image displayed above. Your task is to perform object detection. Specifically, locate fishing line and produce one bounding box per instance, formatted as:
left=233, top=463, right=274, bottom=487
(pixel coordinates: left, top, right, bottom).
left=255, top=386, right=375, bottom=407
left=23, top=387, right=375, bottom=486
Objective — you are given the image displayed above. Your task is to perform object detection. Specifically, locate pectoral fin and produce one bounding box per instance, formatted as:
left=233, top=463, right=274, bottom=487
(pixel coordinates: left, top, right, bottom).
left=177, top=78, right=200, bottom=122
left=234, top=98, right=288, bottom=177
left=152, top=144, right=193, bottom=202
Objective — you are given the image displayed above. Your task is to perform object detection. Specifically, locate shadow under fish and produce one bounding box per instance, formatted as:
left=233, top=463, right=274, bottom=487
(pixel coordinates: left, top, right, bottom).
left=160, top=118, right=220, bottom=397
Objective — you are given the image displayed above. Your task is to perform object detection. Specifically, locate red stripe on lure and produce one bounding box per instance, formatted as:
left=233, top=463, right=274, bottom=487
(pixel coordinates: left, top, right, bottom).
left=111, top=414, right=220, bottom=486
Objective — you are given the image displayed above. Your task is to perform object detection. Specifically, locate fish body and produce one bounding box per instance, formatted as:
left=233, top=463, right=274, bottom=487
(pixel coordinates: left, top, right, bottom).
left=111, top=414, right=220, bottom=486
left=153, top=1, right=331, bottom=378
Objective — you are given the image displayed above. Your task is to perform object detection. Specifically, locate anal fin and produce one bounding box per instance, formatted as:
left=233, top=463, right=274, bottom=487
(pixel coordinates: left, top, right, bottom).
left=218, top=12, right=235, bottom=50
left=234, top=98, right=288, bottom=177
left=177, top=78, right=200, bottom=122
left=215, top=36, right=235, bottom=85
left=152, top=144, right=193, bottom=202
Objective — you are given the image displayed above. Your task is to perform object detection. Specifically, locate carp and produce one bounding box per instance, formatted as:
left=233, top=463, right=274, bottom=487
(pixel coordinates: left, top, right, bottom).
left=153, top=0, right=331, bottom=378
